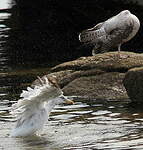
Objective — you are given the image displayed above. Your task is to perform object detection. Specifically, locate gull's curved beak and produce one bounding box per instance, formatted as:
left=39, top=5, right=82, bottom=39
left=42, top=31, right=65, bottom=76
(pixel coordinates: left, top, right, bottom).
left=59, top=95, right=74, bottom=104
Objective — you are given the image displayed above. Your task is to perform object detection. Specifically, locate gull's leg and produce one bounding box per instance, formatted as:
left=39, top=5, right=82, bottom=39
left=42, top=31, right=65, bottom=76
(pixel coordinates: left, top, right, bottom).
left=118, top=44, right=121, bottom=58
left=117, top=44, right=129, bottom=59
left=92, top=49, right=96, bottom=56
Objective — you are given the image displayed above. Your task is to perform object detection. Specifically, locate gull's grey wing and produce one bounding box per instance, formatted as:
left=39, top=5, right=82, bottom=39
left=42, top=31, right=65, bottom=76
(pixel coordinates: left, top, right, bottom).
left=108, top=24, right=134, bottom=44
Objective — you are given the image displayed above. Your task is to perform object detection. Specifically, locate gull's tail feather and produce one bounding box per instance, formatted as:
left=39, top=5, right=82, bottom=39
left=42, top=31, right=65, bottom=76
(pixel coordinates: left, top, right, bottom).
left=79, top=30, right=95, bottom=43
left=79, top=22, right=104, bottom=43
left=79, top=28, right=105, bottom=43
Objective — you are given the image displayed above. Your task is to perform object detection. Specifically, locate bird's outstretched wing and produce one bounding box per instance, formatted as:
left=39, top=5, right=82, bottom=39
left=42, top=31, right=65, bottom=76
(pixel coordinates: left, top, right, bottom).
left=10, top=76, right=63, bottom=137
left=11, top=76, right=62, bottom=111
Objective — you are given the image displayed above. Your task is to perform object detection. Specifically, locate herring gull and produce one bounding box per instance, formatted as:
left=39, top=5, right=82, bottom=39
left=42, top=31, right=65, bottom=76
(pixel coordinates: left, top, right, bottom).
left=10, top=76, right=74, bottom=137
left=79, top=10, right=140, bottom=57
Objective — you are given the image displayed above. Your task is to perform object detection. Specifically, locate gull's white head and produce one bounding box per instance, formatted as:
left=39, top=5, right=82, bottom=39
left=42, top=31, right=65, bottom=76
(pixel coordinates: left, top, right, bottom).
left=116, top=10, right=132, bottom=20
left=119, top=10, right=131, bottom=15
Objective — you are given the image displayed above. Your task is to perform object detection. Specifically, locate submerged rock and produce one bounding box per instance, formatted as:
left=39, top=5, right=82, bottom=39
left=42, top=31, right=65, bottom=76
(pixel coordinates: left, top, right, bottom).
left=33, top=51, right=143, bottom=101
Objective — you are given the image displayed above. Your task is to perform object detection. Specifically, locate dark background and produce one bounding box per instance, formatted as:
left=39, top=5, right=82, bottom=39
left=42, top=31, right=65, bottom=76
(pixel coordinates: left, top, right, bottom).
left=6, top=0, right=143, bottom=67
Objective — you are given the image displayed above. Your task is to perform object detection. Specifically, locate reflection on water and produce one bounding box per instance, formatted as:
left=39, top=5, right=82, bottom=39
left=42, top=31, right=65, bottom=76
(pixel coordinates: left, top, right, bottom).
left=1, top=98, right=143, bottom=149
left=0, top=0, right=14, bottom=9
left=0, top=11, right=11, bottom=72
left=0, top=0, right=143, bottom=150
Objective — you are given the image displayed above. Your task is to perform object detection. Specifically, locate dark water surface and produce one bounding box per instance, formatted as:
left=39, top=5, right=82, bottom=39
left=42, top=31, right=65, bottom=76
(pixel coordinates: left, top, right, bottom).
left=1, top=0, right=143, bottom=150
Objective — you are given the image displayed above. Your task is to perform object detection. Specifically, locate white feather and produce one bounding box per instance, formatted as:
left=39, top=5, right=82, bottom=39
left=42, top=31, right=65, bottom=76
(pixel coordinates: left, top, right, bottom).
left=10, top=77, right=65, bottom=137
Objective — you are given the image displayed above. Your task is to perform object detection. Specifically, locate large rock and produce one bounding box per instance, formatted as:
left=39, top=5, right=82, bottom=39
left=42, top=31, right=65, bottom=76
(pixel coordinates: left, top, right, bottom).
left=63, top=72, right=126, bottom=100
left=123, top=67, right=143, bottom=103
left=33, top=51, right=143, bottom=101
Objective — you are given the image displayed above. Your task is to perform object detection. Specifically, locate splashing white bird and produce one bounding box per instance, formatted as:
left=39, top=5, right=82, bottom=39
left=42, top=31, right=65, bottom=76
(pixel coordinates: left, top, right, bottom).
left=79, top=10, right=140, bottom=58
left=10, top=76, right=74, bottom=137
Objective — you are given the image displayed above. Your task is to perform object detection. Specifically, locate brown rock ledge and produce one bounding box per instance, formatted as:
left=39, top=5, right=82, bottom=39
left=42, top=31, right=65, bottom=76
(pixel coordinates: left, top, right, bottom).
left=33, top=51, right=143, bottom=101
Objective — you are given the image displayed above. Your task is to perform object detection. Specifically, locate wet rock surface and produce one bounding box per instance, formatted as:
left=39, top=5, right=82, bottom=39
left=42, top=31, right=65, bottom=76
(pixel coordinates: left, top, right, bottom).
left=123, top=67, right=143, bottom=103
left=33, top=51, right=143, bottom=101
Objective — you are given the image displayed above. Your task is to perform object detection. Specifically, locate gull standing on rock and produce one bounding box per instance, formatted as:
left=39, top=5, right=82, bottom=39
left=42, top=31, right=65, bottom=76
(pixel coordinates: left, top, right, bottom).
left=10, top=76, right=74, bottom=137
left=79, top=10, right=140, bottom=58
